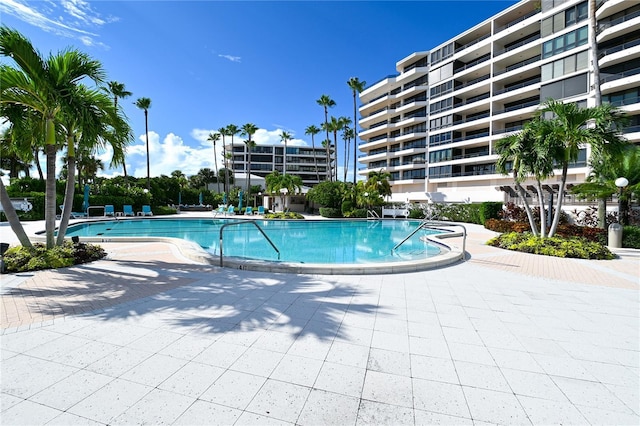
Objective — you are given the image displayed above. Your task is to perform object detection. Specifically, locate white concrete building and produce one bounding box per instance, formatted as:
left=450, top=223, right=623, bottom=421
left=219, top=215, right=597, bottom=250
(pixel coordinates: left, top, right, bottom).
left=358, top=0, right=639, bottom=204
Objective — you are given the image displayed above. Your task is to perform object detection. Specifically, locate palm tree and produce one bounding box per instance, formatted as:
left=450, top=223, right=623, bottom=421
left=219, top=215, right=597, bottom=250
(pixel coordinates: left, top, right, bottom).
left=280, top=130, right=292, bottom=175
left=218, top=126, right=230, bottom=200
left=496, top=124, right=554, bottom=237
left=265, top=170, right=303, bottom=211
left=321, top=139, right=332, bottom=182
left=105, top=81, right=132, bottom=181
left=347, top=77, right=366, bottom=186
left=241, top=123, right=259, bottom=206
left=57, top=85, right=132, bottom=244
left=323, top=116, right=344, bottom=181
left=207, top=132, right=221, bottom=193
left=305, top=124, right=321, bottom=183
left=317, top=95, right=336, bottom=181
left=1, top=26, right=105, bottom=248
left=538, top=100, right=627, bottom=237
left=342, top=126, right=355, bottom=182
left=135, top=97, right=152, bottom=191
left=338, top=116, right=353, bottom=181
left=226, top=124, right=240, bottom=184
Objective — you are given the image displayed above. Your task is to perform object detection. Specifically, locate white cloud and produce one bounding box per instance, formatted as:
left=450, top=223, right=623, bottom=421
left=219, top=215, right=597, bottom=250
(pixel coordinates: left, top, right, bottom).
left=0, top=0, right=113, bottom=47
left=218, top=54, right=241, bottom=63
left=253, top=128, right=308, bottom=147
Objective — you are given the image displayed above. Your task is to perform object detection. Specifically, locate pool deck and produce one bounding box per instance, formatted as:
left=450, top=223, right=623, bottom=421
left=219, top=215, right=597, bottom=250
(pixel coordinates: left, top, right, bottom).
left=1, top=214, right=638, bottom=425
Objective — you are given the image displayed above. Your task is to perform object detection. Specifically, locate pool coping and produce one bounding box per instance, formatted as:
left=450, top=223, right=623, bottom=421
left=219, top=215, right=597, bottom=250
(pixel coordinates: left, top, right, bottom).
left=37, top=217, right=466, bottom=275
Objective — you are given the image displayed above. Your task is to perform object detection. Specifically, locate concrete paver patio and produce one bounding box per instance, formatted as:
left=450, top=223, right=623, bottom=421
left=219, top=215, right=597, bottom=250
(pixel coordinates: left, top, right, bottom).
left=1, top=219, right=638, bottom=425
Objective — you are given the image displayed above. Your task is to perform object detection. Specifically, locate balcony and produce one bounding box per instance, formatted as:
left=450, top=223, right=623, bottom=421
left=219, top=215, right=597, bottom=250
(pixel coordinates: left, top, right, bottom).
left=494, top=34, right=541, bottom=57
left=494, top=9, right=540, bottom=33
left=452, top=112, right=490, bottom=126
left=600, top=66, right=640, bottom=83
left=597, top=8, right=640, bottom=34
left=494, top=76, right=541, bottom=95
left=454, top=33, right=491, bottom=54
left=452, top=131, right=490, bottom=143
left=453, top=74, right=491, bottom=91
left=453, top=55, right=490, bottom=74
left=598, top=37, right=640, bottom=59
left=493, top=98, right=540, bottom=115
left=494, top=55, right=540, bottom=76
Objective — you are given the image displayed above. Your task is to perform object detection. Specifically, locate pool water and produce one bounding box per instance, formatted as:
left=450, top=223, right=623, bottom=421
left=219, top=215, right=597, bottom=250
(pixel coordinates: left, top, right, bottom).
left=64, top=218, right=443, bottom=264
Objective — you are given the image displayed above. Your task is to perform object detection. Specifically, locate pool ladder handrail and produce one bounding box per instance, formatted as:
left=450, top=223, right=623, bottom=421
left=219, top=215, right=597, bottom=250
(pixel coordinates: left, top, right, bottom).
left=219, top=220, right=280, bottom=267
left=367, top=209, right=380, bottom=219
left=392, top=220, right=467, bottom=260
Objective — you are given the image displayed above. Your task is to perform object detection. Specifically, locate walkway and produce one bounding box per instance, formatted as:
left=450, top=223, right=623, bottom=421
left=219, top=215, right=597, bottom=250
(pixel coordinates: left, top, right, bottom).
left=1, top=220, right=638, bottom=425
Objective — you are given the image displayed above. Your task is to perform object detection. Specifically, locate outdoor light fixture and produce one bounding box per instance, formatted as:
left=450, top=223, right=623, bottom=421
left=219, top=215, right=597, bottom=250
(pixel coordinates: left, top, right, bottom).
left=615, top=177, right=629, bottom=225
left=72, top=236, right=80, bottom=244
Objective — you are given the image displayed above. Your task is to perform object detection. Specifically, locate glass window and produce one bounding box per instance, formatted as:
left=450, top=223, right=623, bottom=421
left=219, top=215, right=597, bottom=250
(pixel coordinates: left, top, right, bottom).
left=564, top=54, right=576, bottom=73
left=541, top=63, right=553, bottom=81
left=565, top=7, right=576, bottom=26
left=543, top=41, right=553, bottom=58
left=554, top=36, right=565, bottom=53
left=577, top=2, right=587, bottom=21
left=565, top=31, right=576, bottom=49
left=553, top=60, right=564, bottom=77
left=576, top=50, right=588, bottom=69
left=577, top=26, right=588, bottom=44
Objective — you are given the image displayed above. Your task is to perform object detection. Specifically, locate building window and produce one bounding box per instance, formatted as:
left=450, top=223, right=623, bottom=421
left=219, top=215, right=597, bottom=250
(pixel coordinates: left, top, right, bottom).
left=540, top=73, right=588, bottom=100
left=541, top=50, right=588, bottom=82
left=430, top=80, right=453, bottom=99
left=542, top=26, right=588, bottom=59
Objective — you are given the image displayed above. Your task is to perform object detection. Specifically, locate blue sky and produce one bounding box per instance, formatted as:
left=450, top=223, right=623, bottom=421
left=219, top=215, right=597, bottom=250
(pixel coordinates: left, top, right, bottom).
left=1, top=0, right=517, bottom=182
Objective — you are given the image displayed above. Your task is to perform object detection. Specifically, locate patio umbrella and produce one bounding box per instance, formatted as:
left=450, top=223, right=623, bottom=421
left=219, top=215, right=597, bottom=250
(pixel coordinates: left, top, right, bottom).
left=82, top=184, right=90, bottom=212
left=199, top=192, right=203, bottom=205
left=178, top=191, right=182, bottom=205
left=222, top=192, right=227, bottom=205
left=238, top=190, right=243, bottom=210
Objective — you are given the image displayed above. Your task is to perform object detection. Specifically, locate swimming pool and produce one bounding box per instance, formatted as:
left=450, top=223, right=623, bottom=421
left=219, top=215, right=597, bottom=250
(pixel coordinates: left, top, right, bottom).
left=63, top=218, right=464, bottom=274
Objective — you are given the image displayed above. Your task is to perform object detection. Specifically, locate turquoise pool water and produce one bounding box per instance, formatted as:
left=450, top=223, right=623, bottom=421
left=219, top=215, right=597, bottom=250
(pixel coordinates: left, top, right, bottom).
left=64, top=218, right=443, bottom=264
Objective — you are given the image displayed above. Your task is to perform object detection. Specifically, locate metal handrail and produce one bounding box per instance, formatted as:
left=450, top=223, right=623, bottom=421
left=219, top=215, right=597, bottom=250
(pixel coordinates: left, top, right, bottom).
left=219, top=220, right=280, bottom=267
left=392, top=220, right=467, bottom=260
left=367, top=209, right=380, bottom=219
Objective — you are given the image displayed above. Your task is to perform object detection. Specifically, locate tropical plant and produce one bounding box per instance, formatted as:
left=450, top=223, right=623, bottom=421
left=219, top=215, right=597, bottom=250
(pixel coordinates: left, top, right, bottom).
left=539, top=100, right=627, bottom=236
left=1, top=26, right=106, bottom=248
left=105, top=81, right=132, bottom=181
left=207, top=132, right=221, bottom=193
left=280, top=130, right=292, bottom=175
left=135, top=97, right=152, bottom=190
left=225, top=124, right=240, bottom=189
left=342, top=126, right=355, bottom=182
left=347, top=77, right=366, bottom=186
left=265, top=170, right=302, bottom=211
left=316, top=94, right=336, bottom=181
left=496, top=123, right=554, bottom=237
left=305, top=124, right=321, bottom=182
left=572, top=145, right=640, bottom=226
left=322, top=116, right=344, bottom=182
left=307, top=180, right=347, bottom=209
left=218, top=126, right=230, bottom=199
left=241, top=123, right=259, bottom=206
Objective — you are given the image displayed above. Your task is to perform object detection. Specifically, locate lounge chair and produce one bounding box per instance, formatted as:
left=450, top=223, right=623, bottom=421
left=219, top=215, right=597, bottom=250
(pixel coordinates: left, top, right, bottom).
left=256, top=206, right=265, bottom=215
left=244, top=206, right=253, bottom=215
left=123, top=205, right=134, bottom=217
left=59, top=205, right=87, bottom=219
left=141, top=205, right=153, bottom=216
left=105, top=205, right=115, bottom=217
left=226, top=205, right=235, bottom=216
left=212, top=205, right=225, bottom=217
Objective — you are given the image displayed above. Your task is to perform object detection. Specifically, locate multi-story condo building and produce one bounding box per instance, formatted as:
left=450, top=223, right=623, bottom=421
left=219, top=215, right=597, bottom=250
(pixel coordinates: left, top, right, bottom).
left=225, top=142, right=332, bottom=187
left=358, top=0, right=639, bottom=204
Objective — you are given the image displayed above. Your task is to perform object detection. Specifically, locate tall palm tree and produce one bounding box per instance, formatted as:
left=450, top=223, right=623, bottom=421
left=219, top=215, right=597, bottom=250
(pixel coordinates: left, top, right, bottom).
left=57, top=85, right=132, bottom=244
left=1, top=26, right=105, bottom=248
left=106, top=81, right=132, bottom=181
left=323, top=116, right=344, bottom=181
left=218, top=126, right=230, bottom=200
left=226, top=124, right=240, bottom=185
left=207, top=132, right=221, bottom=193
left=135, top=97, right=152, bottom=191
left=280, top=130, right=292, bottom=175
left=317, top=94, right=336, bottom=181
left=342, top=126, right=355, bottom=182
left=347, top=77, right=366, bottom=186
left=241, top=123, right=259, bottom=206
left=305, top=124, right=321, bottom=183
left=538, top=100, right=627, bottom=236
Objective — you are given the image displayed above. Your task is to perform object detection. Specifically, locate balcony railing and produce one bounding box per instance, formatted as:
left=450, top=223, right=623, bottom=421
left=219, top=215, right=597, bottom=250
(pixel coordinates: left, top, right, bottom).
left=624, top=124, right=640, bottom=133
left=598, top=38, right=640, bottom=59
left=493, top=99, right=540, bottom=115
left=494, top=9, right=540, bottom=33
left=453, top=55, right=490, bottom=73
left=494, top=34, right=541, bottom=57
left=452, top=112, right=490, bottom=126
left=605, top=95, right=640, bottom=107
left=493, top=125, right=525, bottom=135
left=452, top=131, right=490, bottom=143
left=597, top=9, right=640, bottom=34
left=454, top=74, right=491, bottom=91
left=494, top=76, right=541, bottom=95
left=494, top=55, right=540, bottom=76
left=453, top=92, right=490, bottom=109
left=600, top=66, right=640, bottom=83
left=454, top=33, right=491, bottom=53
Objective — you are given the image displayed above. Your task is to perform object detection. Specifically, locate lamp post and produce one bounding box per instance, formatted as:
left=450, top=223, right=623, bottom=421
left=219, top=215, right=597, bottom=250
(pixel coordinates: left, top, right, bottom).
left=615, top=177, right=629, bottom=226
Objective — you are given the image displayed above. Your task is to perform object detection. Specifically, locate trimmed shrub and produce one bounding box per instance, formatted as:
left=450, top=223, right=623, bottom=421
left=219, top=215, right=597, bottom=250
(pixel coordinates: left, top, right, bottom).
left=341, top=200, right=354, bottom=215
left=479, top=202, right=503, bottom=223
left=319, top=207, right=342, bottom=218
left=3, top=242, right=107, bottom=273
left=484, top=219, right=531, bottom=233
left=487, top=232, right=614, bottom=260
left=623, top=226, right=640, bottom=249
left=344, top=208, right=367, bottom=218
left=409, top=208, right=425, bottom=219
left=264, top=212, right=304, bottom=219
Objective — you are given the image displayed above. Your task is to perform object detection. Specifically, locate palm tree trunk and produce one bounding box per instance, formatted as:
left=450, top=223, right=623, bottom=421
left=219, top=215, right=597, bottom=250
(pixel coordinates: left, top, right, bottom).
left=214, top=142, right=220, bottom=194
left=0, top=179, right=33, bottom=248
left=535, top=180, right=547, bottom=238
left=514, top=176, right=538, bottom=236
left=45, top=119, right=57, bottom=249
left=589, top=0, right=601, bottom=106
left=144, top=110, right=150, bottom=191
left=353, top=92, right=358, bottom=186
left=122, top=161, right=129, bottom=187
left=324, top=108, right=331, bottom=182
left=548, top=165, right=568, bottom=237
left=57, top=143, right=76, bottom=245
left=34, top=147, right=44, bottom=181
left=247, top=148, right=252, bottom=208
left=597, top=197, right=606, bottom=228
left=312, top=135, right=320, bottom=183
left=284, top=139, right=287, bottom=175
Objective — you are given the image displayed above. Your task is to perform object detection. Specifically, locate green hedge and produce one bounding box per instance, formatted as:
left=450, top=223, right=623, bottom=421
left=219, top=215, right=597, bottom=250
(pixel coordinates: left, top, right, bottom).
left=487, top=232, right=614, bottom=260
left=623, top=226, right=640, bottom=249
left=319, top=207, right=342, bottom=218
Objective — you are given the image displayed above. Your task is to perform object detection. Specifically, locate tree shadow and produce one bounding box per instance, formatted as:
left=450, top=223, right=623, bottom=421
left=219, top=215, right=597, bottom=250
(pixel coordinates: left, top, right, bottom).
left=3, top=258, right=378, bottom=341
